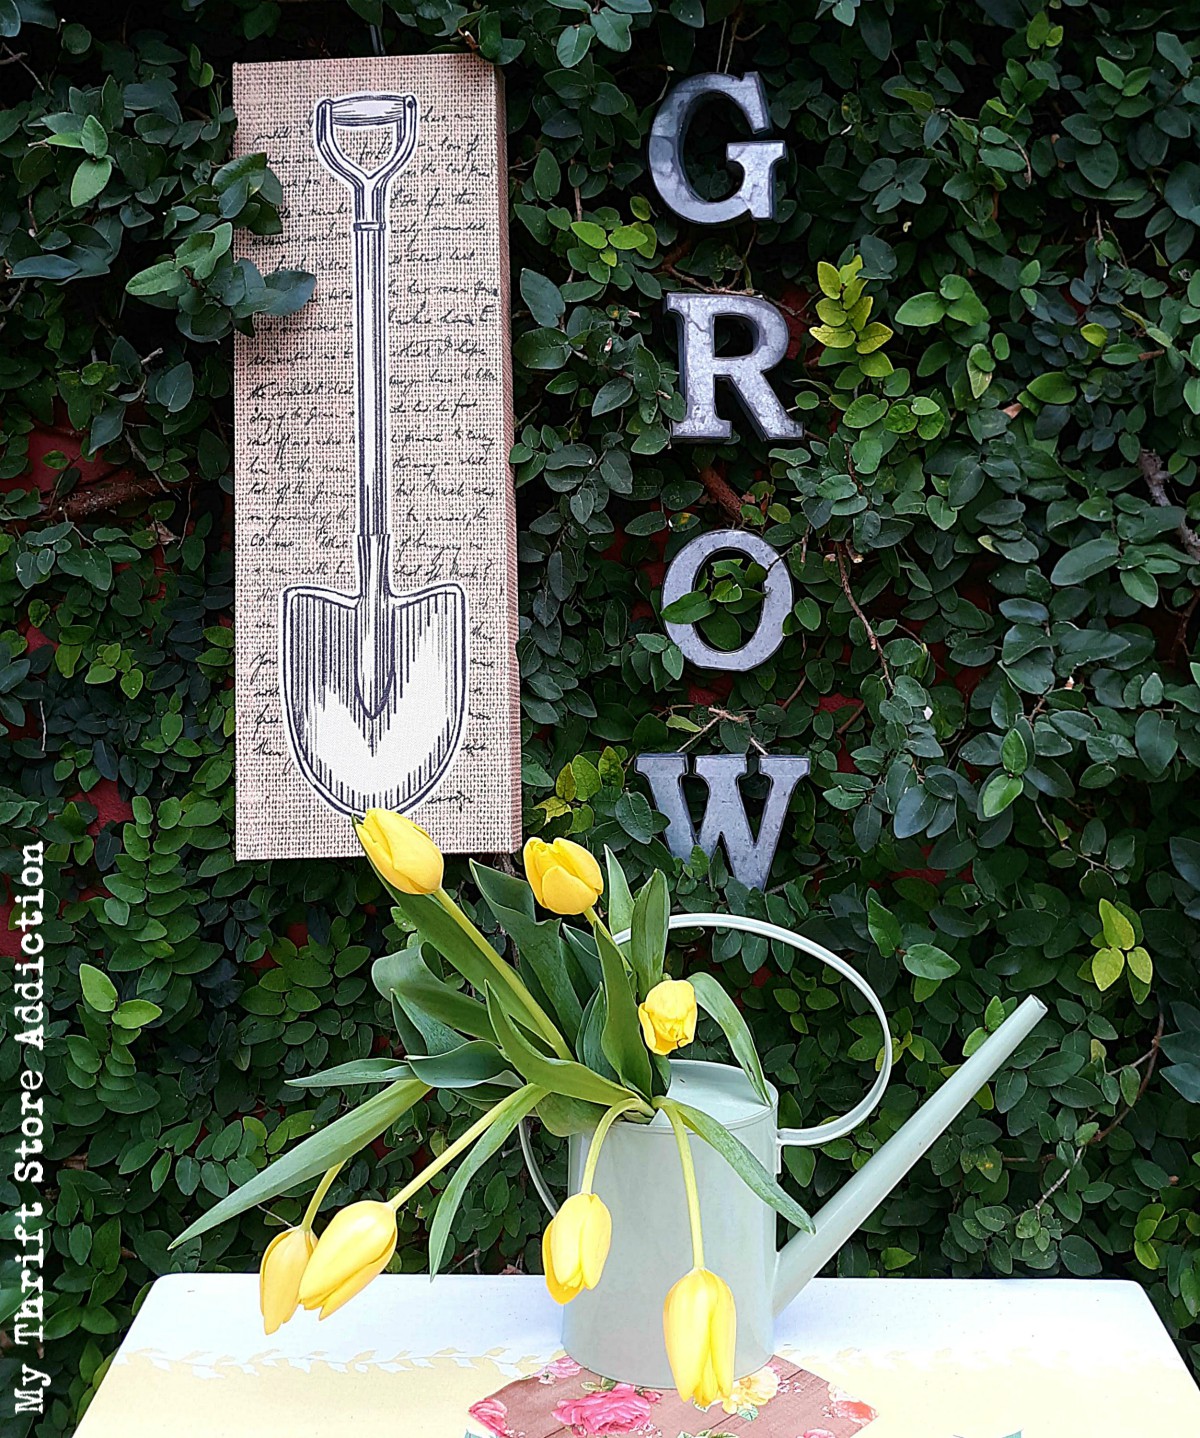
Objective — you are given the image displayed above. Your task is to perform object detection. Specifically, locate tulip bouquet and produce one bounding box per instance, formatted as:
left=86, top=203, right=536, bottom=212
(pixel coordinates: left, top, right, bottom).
left=174, top=811, right=810, bottom=1408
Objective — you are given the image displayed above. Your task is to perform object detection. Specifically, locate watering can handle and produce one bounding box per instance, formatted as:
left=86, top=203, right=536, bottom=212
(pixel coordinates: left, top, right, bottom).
left=519, top=910, right=893, bottom=1217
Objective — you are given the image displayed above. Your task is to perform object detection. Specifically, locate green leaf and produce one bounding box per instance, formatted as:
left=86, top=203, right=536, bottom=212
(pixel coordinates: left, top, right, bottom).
left=842, top=394, right=888, bottom=429
left=556, top=22, right=593, bottom=66
left=1026, top=372, right=1076, bottom=405
left=1050, top=537, right=1119, bottom=586
left=171, top=1079, right=430, bottom=1247
left=669, top=1099, right=813, bottom=1232
left=1000, top=728, right=1029, bottom=775
left=372, top=944, right=495, bottom=1045
left=389, top=891, right=565, bottom=1053
left=80, top=963, right=117, bottom=1013
left=592, top=8, right=631, bottom=50
left=427, top=1084, right=546, bottom=1275
left=286, top=1058, right=414, bottom=1089
left=605, top=847, right=635, bottom=938
left=592, top=377, right=633, bottom=415
left=112, top=999, right=162, bottom=1028
left=902, top=943, right=961, bottom=980
left=71, top=156, right=112, bottom=206
left=519, top=268, right=565, bottom=327
left=1098, top=898, right=1135, bottom=951
left=893, top=292, right=945, bottom=327
left=485, top=986, right=638, bottom=1109
left=570, top=219, right=608, bottom=249
left=817, top=261, right=842, bottom=298
left=689, top=972, right=769, bottom=1105
left=514, top=327, right=570, bottom=370
left=1135, top=711, right=1177, bottom=776
left=866, top=892, right=902, bottom=957
left=472, top=862, right=583, bottom=1045
left=628, top=870, right=668, bottom=996
left=594, top=925, right=654, bottom=1097
left=981, top=771, right=1023, bottom=818
left=1091, top=946, right=1125, bottom=991
left=408, top=1041, right=518, bottom=1090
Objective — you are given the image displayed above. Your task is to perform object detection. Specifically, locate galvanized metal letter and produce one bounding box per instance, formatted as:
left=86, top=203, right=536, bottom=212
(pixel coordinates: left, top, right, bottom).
left=648, top=73, right=786, bottom=225
left=662, top=528, right=791, bottom=671
left=666, top=292, right=803, bottom=442
left=635, top=752, right=810, bottom=891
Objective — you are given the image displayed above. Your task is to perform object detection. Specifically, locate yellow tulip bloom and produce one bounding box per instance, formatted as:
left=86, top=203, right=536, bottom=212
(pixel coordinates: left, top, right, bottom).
left=355, top=808, right=444, bottom=895
left=541, top=1192, right=612, bottom=1304
left=663, top=1267, right=736, bottom=1408
left=638, top=978, right=697, bottom=1055
left=259, top=1226, right=317, bottom=1335
left=523, top=837, right=604, bottom=915
left=298, top=1200, right=398, bottom=1320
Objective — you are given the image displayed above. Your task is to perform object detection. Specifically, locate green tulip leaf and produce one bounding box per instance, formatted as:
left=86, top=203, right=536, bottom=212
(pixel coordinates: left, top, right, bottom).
left=629, top=869, right=668, bottom=997
left=594, top=924, right=654, bottom=1098
left=689, top=972, right=770, bottom=1106
left=485, top=986, right=640, bottom=1109
left=372, top=944, right=495, bottom=1047
left=286, top=1058, right=413, bottom=1089
left=407, top=1040, right=519, bottom=1090
left=604, top=846, right=636, bottom=938
left=669, top=1098, right=814, bottom=1233
left=389, top=891, right=568, bottom=1057
left=428, top=1084, right=546, bottom=1276
left=170, top=1079, right=430, bottom=1249
left=472, top=861, right=584, bottom=1045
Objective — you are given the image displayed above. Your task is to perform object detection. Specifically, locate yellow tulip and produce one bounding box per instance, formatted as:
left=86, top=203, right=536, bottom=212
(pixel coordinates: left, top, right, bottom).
left=638, top=978, right=697, bottom=1056
left=523, top=837, right=603, bottom=915
left=297, top=1201, right=397, bottom=1320
left=259, top=1226, right=317, bottom=1335
left=355, top=808, right=444, bottom=895
left=541, top=1192, right=612, bottom=1304
left=663, top=1267, right=736, bottom=1408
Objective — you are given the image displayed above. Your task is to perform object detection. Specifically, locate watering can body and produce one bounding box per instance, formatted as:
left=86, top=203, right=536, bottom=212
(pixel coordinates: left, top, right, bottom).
left=524, top=910, right=1048, bottom=1389
left=562, top=1061, right=780, bottom=1385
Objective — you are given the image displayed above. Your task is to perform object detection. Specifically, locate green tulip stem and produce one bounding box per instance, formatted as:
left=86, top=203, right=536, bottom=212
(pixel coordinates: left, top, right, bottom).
left=389, top=1099, right=513, bottom=1211
left=432, top=887, right=572, bottom=1060
left=301, top=1160, right=343, bottom=1230
left=580, top=1097, right=643, bottom=1193
left=658, top=1099, right=704, bottom=1270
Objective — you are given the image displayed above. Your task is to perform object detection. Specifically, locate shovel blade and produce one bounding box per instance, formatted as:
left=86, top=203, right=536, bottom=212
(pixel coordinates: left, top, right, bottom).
left=280, top=581, right=468, bottom=817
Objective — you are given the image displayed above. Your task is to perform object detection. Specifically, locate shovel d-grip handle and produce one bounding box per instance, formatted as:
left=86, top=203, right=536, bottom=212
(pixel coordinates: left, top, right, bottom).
left=312, top=93, right=419, bottom=544
left=518, top=911, right=894, bottom=1217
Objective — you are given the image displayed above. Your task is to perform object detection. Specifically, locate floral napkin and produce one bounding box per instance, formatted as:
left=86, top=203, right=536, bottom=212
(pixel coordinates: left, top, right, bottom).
left=467, top=1353, right=878, bottom=1438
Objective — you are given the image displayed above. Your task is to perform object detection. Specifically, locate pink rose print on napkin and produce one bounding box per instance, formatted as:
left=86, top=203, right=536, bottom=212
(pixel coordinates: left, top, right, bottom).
left=539, top=1355, right=584, bottom=1383
left=467, top=1395, right=510, bottom=1438
left=552, top=1382, right=660, bottom=1435
left=466, top=1355, right=877, bottom=1437
left=829, top=1388, right=878, bottom=1427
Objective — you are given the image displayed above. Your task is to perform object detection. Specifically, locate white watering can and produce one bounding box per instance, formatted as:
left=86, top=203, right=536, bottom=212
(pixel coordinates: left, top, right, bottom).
left=521, top=913, right=1047, bottom=1388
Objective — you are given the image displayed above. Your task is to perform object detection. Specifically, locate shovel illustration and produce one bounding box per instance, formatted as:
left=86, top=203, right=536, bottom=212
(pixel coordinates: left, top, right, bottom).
left=280, top=94, right=468, bottom=819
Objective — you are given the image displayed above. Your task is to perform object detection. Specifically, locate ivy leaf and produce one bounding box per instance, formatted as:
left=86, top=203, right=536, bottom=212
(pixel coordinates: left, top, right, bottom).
left=1050, top=537, right=1119, bottom=586
left=71, top=156, right=112, bottom=205
left=79, top=963, right=118, bottom=1013
left=519, top=268, right=565, bottom=327
left=556, top=23, right=593, bottom=66
left=902, top=943, right=960, bottom=980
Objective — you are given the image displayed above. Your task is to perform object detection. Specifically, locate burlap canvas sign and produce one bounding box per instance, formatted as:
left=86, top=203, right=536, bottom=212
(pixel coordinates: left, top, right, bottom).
left=231, top=56, right=520, bottom=860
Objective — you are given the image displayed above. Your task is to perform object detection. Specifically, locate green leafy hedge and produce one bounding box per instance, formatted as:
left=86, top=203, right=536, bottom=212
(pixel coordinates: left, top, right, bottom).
left=3, top=1, right=1200, bottom=1432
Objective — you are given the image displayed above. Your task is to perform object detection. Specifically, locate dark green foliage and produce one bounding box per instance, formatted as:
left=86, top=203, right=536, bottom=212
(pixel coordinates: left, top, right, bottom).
left=2, top=1, right=1200, bottom=1433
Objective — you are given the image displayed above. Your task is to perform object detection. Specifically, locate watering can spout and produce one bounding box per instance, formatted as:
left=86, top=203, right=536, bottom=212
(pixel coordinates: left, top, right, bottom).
left=773, top=994, right=1047, bottom=1316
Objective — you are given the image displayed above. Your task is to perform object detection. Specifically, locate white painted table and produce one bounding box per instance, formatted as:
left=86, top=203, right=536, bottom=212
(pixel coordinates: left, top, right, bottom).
left=76, top=1274, right=1200, bottom=1437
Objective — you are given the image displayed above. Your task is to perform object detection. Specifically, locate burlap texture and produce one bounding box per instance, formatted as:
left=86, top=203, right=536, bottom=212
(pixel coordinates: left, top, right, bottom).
left=231, top=57, right=520, bottom=859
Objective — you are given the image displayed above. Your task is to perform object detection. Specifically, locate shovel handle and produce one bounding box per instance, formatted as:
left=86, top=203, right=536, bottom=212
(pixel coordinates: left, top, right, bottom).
left=312, top=94, right=419, bottom=225
left=312, top=93, right=419, bottom=548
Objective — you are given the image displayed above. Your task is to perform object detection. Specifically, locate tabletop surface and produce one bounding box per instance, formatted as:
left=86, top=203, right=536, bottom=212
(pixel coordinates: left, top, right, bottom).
left=76, top=1273, right=1200, bottom=1437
